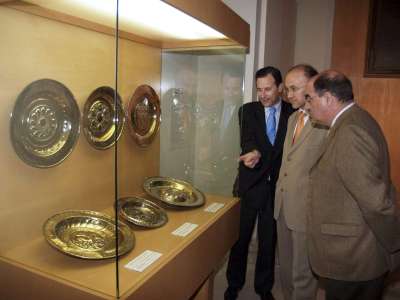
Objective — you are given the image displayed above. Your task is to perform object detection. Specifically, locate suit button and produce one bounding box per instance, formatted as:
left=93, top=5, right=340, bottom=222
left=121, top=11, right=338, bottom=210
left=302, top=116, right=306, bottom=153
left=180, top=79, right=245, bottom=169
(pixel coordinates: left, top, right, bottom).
left=284, top=173, right=287, bottom=177
left=280, top=188, right=283, bottom=192
left=287, top=158, right=291, bottom=162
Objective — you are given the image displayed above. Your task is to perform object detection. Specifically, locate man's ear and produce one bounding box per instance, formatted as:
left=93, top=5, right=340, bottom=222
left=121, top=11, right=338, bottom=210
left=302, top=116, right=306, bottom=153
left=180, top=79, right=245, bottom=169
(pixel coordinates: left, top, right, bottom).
left=278, top=83, right=283, bottom=93
left=325, top=92, right=335, bottom=105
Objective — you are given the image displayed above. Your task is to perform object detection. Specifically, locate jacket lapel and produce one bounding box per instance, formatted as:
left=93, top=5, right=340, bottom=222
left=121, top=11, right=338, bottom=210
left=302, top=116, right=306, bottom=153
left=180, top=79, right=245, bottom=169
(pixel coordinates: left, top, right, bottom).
left=310, top=104, right=357, bottom=171
left=288, top=119, right=313, bottom=154
left=255, top=102, right=270, bottom=148
left=274, top=101, right=291, bottom=150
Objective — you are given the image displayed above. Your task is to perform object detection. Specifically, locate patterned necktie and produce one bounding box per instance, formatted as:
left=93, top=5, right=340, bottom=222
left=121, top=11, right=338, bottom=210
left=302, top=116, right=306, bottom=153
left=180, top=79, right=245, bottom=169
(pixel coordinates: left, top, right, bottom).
left=266, top=106, right=276, bottom=145
left=293, top=111, right=305, bottom=144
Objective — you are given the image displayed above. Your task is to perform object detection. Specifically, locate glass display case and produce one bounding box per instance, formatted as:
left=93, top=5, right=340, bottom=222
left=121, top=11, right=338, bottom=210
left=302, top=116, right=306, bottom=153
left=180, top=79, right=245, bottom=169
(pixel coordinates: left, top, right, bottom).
left=160, top=50, right=245, bottom=196
left=0, top=1, right=249, bottom=299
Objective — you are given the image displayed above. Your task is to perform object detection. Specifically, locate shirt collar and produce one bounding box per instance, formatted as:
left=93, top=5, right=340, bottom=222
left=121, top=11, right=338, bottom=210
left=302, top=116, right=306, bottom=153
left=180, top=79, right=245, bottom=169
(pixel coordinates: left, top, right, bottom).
left=331, top=102, right=355, bottom=127
left=264, top=99, right=282, bottom=113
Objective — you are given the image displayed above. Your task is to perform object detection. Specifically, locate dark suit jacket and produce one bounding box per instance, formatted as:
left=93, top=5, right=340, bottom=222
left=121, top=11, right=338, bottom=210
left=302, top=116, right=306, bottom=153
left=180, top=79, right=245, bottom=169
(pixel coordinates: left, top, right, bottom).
left=237, top=100, right=293, bottom=197
left=308, top=104, right=400, bottom=281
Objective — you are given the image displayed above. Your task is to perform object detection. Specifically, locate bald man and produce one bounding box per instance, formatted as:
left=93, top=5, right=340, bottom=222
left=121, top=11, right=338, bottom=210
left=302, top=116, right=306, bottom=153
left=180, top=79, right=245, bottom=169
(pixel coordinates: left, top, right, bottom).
left=304, top=70, right=400, bottom=300
left=275, top=64, right=327, bottom=300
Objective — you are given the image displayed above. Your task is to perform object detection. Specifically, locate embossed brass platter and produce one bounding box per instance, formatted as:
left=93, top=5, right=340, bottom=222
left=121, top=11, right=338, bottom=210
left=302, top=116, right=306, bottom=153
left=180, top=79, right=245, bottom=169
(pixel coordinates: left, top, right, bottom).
left=83, top=86, right=125, bottom=149
left=127, top=85, right=161, bottom=147
left=118, top=197, right=168, bottom=228
left=143, top=177, right=205, bottom=208
left=10, top=79, right=80, bottom=168
left=43, top=210, right=134, bottom=259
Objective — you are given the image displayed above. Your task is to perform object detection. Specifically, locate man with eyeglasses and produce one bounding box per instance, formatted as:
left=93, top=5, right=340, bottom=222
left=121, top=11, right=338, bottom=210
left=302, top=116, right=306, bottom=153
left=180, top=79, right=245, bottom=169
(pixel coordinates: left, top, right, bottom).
left=304, top=70, right=400, bottom=300
left=274, top=64, right=327, bottom=300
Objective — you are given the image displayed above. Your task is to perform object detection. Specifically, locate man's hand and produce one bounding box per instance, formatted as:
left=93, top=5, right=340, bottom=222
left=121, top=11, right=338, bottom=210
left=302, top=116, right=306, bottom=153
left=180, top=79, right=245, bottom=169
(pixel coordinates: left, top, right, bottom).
left=239, top=150, right=261, bottom=168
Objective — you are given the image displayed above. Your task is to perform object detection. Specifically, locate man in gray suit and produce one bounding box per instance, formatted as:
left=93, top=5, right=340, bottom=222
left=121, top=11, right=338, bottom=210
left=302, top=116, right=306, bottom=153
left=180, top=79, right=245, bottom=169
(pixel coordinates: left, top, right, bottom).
left=275, top=64, right=326, bottom=300
left=304, top=70, right=400, bottom=300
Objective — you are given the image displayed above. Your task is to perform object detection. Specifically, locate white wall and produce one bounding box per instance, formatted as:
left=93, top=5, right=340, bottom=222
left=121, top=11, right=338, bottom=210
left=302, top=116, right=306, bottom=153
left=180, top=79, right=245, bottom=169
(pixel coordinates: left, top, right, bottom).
left=222, top=0, right=260, bottom=103
left=223, top=0, right=335, bottom=102
left=294, top=0, right=335, bottom=71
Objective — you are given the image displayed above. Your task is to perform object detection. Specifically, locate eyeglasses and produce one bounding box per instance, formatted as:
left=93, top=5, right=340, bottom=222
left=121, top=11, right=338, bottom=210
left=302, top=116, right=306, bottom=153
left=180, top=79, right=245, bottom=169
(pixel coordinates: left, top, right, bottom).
left=284, top=86, right=304, bottom=94
left=305, top=94, right=319, bottom=102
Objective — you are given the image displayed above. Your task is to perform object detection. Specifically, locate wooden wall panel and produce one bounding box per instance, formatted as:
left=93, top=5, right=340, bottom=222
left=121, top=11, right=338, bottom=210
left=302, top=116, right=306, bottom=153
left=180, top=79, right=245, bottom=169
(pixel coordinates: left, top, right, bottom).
left=332, top=0, right=400, bottom=190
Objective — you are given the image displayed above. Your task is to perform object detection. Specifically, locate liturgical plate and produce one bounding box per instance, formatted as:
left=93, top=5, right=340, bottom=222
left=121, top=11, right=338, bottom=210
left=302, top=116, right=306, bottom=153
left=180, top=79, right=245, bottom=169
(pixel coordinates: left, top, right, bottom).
left=10, top=79, right=80, bottom=168
left=43, top=210, right=134, bottom=259
left=83, top=86, right=125, bottom=150
left=143, top=177, right=205, bottom=208
left=118, top=197, right=168, bottom=228
left=127, top=85, right=161, bottom=147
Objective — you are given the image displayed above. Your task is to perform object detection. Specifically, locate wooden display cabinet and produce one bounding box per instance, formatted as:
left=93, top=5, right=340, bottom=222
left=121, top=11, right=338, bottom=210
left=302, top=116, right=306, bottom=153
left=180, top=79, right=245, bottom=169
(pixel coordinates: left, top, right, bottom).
left=0, top=1, right=248, bottom=299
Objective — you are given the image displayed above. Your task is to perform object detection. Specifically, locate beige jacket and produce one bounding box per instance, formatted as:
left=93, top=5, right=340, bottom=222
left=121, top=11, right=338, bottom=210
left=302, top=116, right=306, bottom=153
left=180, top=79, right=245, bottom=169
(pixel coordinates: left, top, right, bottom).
left=275, top=110, right=327, bottom=232
left=307, top=104, right=400, bottom=281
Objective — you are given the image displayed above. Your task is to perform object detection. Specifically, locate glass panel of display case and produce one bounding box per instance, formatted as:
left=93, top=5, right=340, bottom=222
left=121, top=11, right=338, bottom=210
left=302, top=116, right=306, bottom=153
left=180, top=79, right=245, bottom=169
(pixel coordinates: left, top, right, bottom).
left=0, top=1, right=121, bottom=298
left=1, top=1, right=248, bottom=298
left=160, top=50, right=245, bottom=197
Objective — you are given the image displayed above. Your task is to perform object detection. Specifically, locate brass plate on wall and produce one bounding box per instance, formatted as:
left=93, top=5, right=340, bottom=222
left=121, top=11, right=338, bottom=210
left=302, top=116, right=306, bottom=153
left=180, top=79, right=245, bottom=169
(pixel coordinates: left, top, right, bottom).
left=10, top=79, right=80, bottom=168
left=83, top=86, right=125, bottom=150
left=143, top=176, right=205, bottom=208
left=127, top=85, right=161, bottom=147
left=43, top=210, right=134, bottom=259
left=118, top=197, right=168, bottom=228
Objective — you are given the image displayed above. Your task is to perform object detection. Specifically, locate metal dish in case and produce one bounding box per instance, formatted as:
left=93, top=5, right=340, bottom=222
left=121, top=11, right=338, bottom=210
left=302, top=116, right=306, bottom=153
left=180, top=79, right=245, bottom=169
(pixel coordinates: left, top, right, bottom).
left=127, top=85, right=161, bottom=147
left=10, top=79, right=80, bottom=168
left=43, top=210, right=134, bottom=259
left=143, top=176, right=205, bottom=208
left=118, top=197, right=168, bottom=228
left=83, top=86, right=125, bottom=150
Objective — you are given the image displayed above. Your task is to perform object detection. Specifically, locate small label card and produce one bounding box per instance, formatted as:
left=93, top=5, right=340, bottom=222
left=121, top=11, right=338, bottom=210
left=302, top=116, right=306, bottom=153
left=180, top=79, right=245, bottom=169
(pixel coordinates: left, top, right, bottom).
left=125, top=250, right=162, bottom=272
left=204, top=202, right=225, bottom=213
left=172, top=222, right=198, bottom=237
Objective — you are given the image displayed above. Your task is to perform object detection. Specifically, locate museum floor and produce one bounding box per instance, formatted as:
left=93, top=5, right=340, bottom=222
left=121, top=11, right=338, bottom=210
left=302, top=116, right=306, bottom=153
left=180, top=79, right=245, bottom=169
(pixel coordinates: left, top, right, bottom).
left=213, top=239, right=326, bottom=300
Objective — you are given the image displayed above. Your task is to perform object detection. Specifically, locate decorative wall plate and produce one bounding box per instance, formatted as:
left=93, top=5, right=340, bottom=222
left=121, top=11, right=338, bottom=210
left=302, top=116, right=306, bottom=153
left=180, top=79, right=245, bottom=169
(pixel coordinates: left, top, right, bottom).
left=118, top=197, right=168, bottom=228
left=143, top=176, right=205, bottom=208
left=127, top=85, right=161, bottom=147
left=43, top=210, right=134, bottom=259
left=10, top=79, right=80, bottom=168
left=83, top=86, right=125, bottom=150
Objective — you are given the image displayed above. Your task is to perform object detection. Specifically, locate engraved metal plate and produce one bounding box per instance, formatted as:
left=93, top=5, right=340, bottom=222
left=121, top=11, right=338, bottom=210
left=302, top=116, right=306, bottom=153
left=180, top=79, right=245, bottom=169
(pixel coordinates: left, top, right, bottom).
left=143, top=177, right=205, bottom=208
left=83, top=86, right=125, bottom=150
left=43, top=210, right=134, bottom=259
left=127, top=85, right=161, bottom=147
left=10, top=79, right=80, bottom=168
left=118, top=197, right=168, bottom=228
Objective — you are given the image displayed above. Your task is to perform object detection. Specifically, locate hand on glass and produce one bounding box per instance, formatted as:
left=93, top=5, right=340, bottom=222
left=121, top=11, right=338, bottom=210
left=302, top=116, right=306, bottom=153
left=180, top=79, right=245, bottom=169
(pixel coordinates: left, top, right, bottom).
left=239, top=150, right=261, bottom=168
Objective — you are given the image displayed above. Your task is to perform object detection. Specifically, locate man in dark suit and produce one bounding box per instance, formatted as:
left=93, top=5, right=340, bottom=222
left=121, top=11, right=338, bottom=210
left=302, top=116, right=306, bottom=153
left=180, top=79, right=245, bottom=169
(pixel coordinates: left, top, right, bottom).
left=304, top=70, right=400, bottom=300
left=225, top=66, right=294, bottom=300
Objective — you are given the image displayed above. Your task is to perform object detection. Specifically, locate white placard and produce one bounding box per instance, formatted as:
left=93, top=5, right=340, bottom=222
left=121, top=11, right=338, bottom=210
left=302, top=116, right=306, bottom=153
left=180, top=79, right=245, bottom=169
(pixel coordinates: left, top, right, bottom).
left=171, top=222, right=198, bottom=237
left=204, top=202, right=225, bottom=213
left=125, top=250, right=162, bottom=272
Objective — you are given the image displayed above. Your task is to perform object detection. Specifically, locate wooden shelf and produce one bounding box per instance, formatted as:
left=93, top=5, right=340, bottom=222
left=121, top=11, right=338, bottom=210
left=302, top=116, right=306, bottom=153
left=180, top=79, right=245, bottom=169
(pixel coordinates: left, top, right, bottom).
left=0, top=194, right=240, bottom=300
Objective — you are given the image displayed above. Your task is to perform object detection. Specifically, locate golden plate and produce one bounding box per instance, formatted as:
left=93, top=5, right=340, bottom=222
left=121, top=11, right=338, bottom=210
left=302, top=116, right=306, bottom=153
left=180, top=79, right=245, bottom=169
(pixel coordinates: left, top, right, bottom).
left=143, top=176, right=205, bottom=208
left=43, top=210, right=134, bottom=259
left=118, top=197, right=168, bottom=228
left=83, top=86, right=125, bottom=150
left=127, top=85, right=161, bottom=147
left=10, top=79, right=80, bottom=168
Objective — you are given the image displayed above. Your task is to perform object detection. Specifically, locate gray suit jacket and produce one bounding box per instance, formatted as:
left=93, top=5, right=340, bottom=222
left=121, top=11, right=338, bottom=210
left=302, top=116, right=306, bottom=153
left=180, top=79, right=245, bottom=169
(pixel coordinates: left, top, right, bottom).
left=308, top=104, right=400, bottom=281
left=274, top=111, right=327, bottom=232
